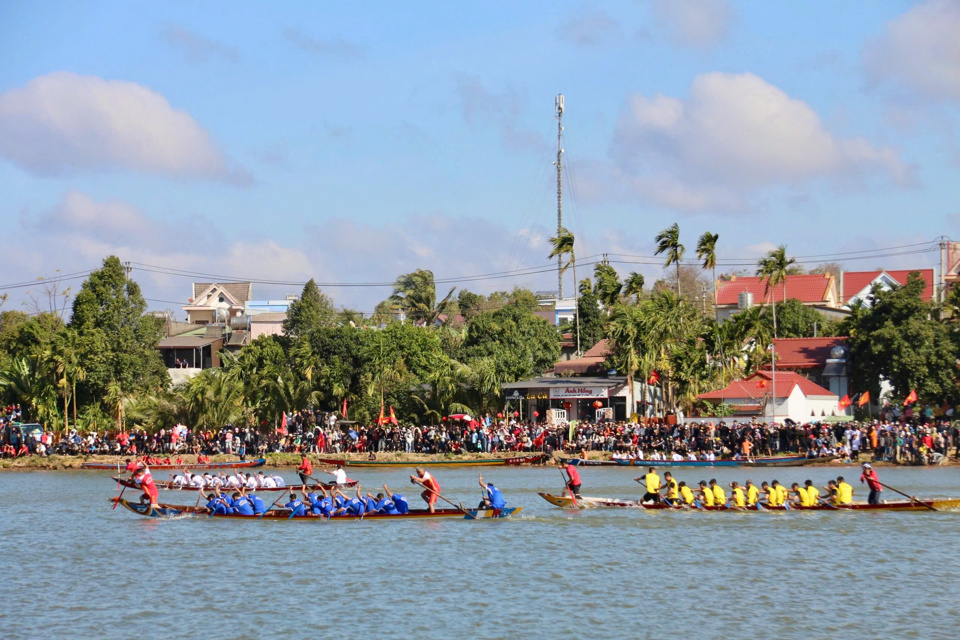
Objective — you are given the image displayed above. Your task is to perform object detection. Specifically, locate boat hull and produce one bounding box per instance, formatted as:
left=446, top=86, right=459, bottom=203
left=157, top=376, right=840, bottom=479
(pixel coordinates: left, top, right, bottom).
left=115, top=499, right=522, bottom=520
left=82, top=458, right=266, bottom=471
left=538, top=492, right=960, bottom=511
left=111, top=477, right=357, bottom=492
left=316, top=454, right=546, bottom=468
left=611, top=456, right=832, bottom=468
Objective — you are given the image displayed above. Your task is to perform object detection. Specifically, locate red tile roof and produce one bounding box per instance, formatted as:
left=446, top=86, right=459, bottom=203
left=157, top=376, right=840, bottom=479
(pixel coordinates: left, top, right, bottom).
left=842, top=269, right=934, bottom=302
left=716, top=274, right=833, bottom=305
left=769, top=337, right=847, bottom=369
left=698, top=371, right=836, bottom=401
left=553, top=339, right=611, bottom=375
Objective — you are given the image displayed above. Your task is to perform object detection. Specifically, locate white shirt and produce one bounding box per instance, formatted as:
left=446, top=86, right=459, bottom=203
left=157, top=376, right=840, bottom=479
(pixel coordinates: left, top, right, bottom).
left=261, top=477, right=277, bottom=488
left=272, top=475, right=286, bottom=487
left=333, top=469, right=347, bottom=485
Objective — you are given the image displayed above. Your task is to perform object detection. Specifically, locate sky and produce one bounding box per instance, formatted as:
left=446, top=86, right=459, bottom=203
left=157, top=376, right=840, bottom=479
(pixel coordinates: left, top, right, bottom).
left=1, top=0, right=958, bottom=317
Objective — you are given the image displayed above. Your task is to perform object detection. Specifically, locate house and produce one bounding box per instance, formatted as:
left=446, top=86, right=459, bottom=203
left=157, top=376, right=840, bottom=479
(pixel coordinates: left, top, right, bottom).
left=697, top=370, right=842, bottom=424
left=502, top=375, right=656, bottom=423
left=715, top=274, right=840, bottom=322
left=840, top=269, right=935, bottom=308
left=157, top=326, right=224, bottom=385
left=183, top=282, right=253, bottom=325
left=553, top=339, right=612, bottom=376
left=249, top=312, right=288, bottom=340
left=768, top=337, right=849, bottom=399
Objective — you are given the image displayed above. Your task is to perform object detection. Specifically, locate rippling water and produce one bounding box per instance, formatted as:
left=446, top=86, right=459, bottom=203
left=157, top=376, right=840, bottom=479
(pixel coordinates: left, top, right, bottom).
left=3, top=465, right=960, bottom=639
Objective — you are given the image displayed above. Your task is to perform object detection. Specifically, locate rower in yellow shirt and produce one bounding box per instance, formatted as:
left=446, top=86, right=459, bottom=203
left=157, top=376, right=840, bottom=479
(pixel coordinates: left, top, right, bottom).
left=772, top=480, right=789, bottom=507
left=728, top=481, right=746, bottom=508
left=661, top=472, right=679, bottom=505
left=745, top=479, right=760, bottom=507
left=803, top=479, right=821, bottom=506
left=678, top=481, right=695, bottom=505
left=697, top=480, right=715, bottom=507
left=762, top=481, right=779, bottom=506
left=635, top=467, right=662, bottom=504
left=835, top=476, right=853, bottom=505
left=824, top=479, right=840, bottom=504
left=709, top=479, right=726, bottom=507
left=790, top=482, right=813, bottom=507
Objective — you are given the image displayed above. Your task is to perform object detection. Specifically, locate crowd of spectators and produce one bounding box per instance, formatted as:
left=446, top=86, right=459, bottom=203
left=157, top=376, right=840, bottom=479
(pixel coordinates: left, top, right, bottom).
left=1, top=403, right=958, bottom=466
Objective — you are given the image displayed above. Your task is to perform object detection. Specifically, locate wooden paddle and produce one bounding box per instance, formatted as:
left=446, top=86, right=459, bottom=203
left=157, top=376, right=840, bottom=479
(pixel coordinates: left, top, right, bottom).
left=413, top=480, right=473, bottom=517
left=559, top=467, right=578, bottom=507
left=112, top=485, right=126, bottom=510
left=878, top=481, right=938, bottom=511
left=258, top=490, right=289, bottom=520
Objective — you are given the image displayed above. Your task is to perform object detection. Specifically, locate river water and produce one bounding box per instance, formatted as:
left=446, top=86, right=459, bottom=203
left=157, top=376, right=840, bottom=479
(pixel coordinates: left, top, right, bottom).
left=3, top=465, right=960, bottom=639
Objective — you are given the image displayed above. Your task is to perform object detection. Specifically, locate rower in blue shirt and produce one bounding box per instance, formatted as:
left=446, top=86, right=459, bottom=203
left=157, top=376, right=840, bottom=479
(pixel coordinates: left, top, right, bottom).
left=383, top=483, right=409, bottom=514
left=302, top=486, right=332, bottom=516
left=205, top=493, right=232, bottom=515
left=478, top=473, right=506, bottom=510
left=284, top=492, right=306, bottom=517
left=230, top=492, right=255, bottom=515
left=373, top=493, right=398, bottom=514
left=245, top=490, right=266, bottom=515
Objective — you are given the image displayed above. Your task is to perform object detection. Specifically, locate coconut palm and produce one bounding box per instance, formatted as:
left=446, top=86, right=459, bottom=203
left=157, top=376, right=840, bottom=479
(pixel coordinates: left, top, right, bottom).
left=622, top=272, right=645, bottom=304
left=607, top=303, right=646, bottom=417
left=49, top=328, right=86, bottom=431
left=756, top=245, right=795, bottom=338
left=0, top=356, right=59, bottom=426
left=654, top=223, right=685, bottom=297
left=390, top=269, right=456, bottom=326
left=549, top=226, right=580, bottom=355
left=697, top=232, right=719, bottom=321
left=593, top=262, right=622, bottom=309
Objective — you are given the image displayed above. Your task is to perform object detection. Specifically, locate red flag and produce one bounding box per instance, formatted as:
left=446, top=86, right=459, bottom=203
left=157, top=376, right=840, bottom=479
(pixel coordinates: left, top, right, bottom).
left=756, top=379, right=767, bottom=389
left=838, top=395, right=851, bottom=411
left=342, top=398, right=348, bottom=418
left=533, top=430, right=545, bottom=448
left=857, top=391, right=870, bottom=407
left=279, top=412, right=288, bottom=435
left=903, top=390, right=918, bottom=406
left=377, top=406, right=386, bottom=425
left=647, top=370, right=660, bottom=385
left=389, top=406, right=398, bottom=426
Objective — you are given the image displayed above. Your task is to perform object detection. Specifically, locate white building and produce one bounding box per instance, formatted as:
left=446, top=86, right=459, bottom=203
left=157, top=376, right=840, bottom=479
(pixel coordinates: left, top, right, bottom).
left=698, top=370, right=843, bottom=424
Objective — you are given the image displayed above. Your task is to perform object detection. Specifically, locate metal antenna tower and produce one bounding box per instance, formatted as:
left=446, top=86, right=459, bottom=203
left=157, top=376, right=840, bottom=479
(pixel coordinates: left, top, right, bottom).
left=554, top=94, right=564, bottom=299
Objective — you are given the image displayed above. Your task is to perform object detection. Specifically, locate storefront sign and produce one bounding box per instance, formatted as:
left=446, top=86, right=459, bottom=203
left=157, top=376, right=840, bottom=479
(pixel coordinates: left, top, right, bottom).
left=549, top=386, right=609, bottom=399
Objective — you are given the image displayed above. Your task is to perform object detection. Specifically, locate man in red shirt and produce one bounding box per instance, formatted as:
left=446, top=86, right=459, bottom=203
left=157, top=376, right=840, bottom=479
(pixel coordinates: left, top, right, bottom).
left=410, top=467, right=441, bottom=513
left=134, top=467, right=159, bottom=506
left=860, top=462, right=883, bottom=505
left=564, top=462, right=581, bottom=499
left=297, top=454, right=313, bottom=485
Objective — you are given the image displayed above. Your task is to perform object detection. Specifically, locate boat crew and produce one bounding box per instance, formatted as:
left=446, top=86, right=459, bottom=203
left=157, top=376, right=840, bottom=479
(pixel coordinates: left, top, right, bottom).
left=373, top=492, right=398, bottom=514
left=790, top=483, right=811, bottom=507
left=744, top=480, right=760, bottom=507
left=383, top=483, right=409, bottom=514
left=661, top=472, right=679, bottom=505
left=823, top=480, right=840, bottom=504
left=244, top=488, right=266, bottom=515
left=284, top=492, right=306, bottom=517
left=860, top=463, right=883, bottom=504
left=270, top=474, right=286, bottom=488
left=230, top=492, right=255, bottom=515
left=761, top=481, right=779, bottom=507
left=709, top=479, right=726, bottom=507
left=205, top=491, right=232, bottom=515
left=259, top=472, right=276, bottom=489
left=411, top=467, right=441, bottom=513
left=803, top=480, right=821, bottom=506
left=303, top=486, right=333, bottom=516
left=478, top=473, right=506, bottom=510
left=835, top=476, right=854, bottom=505
left=697, top=481, right=715, bottom=507
left=728, top=482, right=746, bottom=508
left=678, top=481, right=695, bottom=505
left=637, top=468, right=662, bottom=504
left=772, top=480, right=789, bottom=507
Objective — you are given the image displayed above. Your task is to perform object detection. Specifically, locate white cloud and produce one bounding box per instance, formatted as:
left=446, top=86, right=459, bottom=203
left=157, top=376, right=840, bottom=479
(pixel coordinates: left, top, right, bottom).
left=650, top=0, right=732, bottom=49
left=863, top=0, right=960, bottom=101
left=609, top=72, right=913, bottom=212
left=557, top=10, right=621, bottom=46
left=0, top=72, right=250, bottom=184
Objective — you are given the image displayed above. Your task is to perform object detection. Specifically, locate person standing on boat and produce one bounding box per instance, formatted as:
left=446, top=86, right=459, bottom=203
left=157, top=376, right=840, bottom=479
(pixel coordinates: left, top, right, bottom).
left=296, top=454, right=313, bottom=485
left=133, top=466, right=159, bottom=506
left=636, top=467, right=662, bottom=504
left=478, top=473, right=506, bottom=510
left=411, top=467, right=441, bottom=513
left=563, top=462, right=581, bottom=499
left=860, top=463, right=883, bottom=504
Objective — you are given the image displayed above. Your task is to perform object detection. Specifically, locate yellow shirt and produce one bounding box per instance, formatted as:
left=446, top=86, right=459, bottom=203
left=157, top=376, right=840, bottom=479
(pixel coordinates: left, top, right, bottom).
left=837, top=482, right=853, bottom=505
left=680, top=486, right=695, bottom=504
left=805, top=486, right=820, bottom=506
left=775, top=485, right=789, bottom=506
left=700, top=488, right=714, bottom=506
left=767, top=488, right=780, bottom=506
left=665, top=478, right=678, bottom=500
left=712, top=486, right=727, bottom=505
left=644, top=472, right=661, bottom=494
left=746, top=486, right=759, bottom=505
left=798, top=487, right=815, bottom=507
left=731, top=487, right=745, bottom=507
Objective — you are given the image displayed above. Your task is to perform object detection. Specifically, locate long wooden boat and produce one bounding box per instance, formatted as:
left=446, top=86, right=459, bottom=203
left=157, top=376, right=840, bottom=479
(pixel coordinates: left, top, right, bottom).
left=111, top=477, right=358, bottom=492
left=538, top=492, right=960, bottom=511
left=611, top=455, right=834, bottom=468
left=316, top=454, right=547, bottom=468
left=114, top=499, right=522, bottom=520
left=81, top=458, right=266, bottom=471
left=560, top=458, right=618, bottom=467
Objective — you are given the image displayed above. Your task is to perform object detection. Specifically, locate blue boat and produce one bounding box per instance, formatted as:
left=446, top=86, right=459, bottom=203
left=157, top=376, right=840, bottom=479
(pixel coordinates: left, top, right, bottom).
left=612, top=455, right=829, bottom=468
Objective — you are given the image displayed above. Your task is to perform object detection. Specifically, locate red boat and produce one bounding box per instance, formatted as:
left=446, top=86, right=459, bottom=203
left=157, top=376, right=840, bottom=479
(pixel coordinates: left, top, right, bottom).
left=111, top=477, right=357, bottom=492
left=81, top=458, right=266, bottom=471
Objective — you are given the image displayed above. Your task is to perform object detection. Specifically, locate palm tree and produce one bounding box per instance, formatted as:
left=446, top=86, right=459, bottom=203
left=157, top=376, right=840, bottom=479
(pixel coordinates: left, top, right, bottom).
left=390, top=269, right=456, bottom=326
left=697, top=232, right=719, bottom=321
left=593, top=262, right=622, bottom=309
left=655, top=223, right=685, bottom=297
left=49, top=328, right=86, bottom=432
left=0, top=357, right=59, bottom=427
left=756, top=245, right=795, bottom=338
left=608, top=304, right=645, bottom=417
left=622, top=272, right=645, bottom=304
left=549, top=226, right=580, bottom=355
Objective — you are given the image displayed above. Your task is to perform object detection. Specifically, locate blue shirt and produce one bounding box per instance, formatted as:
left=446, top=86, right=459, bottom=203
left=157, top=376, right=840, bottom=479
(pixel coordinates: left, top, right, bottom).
left=376, top=498, right=397, bottom=514
left=486, top=484, right=506, bottom=510
left=392, top=494, right=409, bottom=514
left=364, top=497, right=378, bottom=512
left=285, top=498, right=306, bottom=516
left=248, top=495, right=266, bottom=515
left=206, top=498, right=232, bottom=515
left=346, top=498, right=364, bottom=515
left=231, top=497, right=255, bottom=516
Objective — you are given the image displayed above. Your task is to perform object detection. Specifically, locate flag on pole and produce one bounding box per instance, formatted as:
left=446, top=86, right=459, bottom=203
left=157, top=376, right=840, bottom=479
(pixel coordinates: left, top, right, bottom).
left=857, top=391, right=870, bottom=407
left=279, top=412, right=288, bottom=435
left=903, top=390, right=918, bottom=406
left=389, top=406, right=398, bottom=426
left=647, top=370, right=660, bottom=385
left=342, top=398, right=348, bottom=418
left=533, top=430, right=545, bottom=448
left=838, top=395, right=851, bottom=411
left=377, top=406, right=386, bottom=425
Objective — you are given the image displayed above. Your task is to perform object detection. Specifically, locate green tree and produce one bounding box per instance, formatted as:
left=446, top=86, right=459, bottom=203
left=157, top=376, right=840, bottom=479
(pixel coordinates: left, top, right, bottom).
left=593, top=262, right=622, bottom=309
left=654, top=223, right=685, bottom=297
left=284, top=279, right=337, bottom=340
left=696, top=231, right=719, bottom=321
left=577, top=280, right=605, bottom=350
left=390, top=269, right=456, bottom=325
left=463, top=304, right=560, bottom=383
left=0, top=356, right=59, bottom=426
left=622, top=272, right=645, bottom=304
left=756, top=245, right=795, bottom=338
left=457, top=289, right=486, bottom=319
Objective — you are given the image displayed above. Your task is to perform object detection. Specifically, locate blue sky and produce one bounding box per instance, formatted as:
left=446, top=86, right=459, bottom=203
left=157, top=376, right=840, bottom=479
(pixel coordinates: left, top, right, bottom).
left=1, top=0, right=957, bottom=315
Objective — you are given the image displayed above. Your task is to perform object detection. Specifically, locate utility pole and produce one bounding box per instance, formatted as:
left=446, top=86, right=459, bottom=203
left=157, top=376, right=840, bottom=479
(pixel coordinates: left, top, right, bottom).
left=554, top=94, right=564, bottom=300
left=939, top=235, right=948, bottom=304
left=122, top=261, right=132, bottom=278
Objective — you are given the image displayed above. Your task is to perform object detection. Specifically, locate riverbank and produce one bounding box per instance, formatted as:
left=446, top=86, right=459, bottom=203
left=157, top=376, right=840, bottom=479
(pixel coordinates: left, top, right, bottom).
left=0, top=450, right=952, bottom=470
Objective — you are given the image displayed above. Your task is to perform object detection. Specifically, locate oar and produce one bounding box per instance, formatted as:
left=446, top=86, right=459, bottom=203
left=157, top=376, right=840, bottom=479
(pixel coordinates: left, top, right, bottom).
left=878, top=481, right=938, bottom=511
left=112, top=485, right=127, bottom=510
left=415, top=481, right=473, bottom=517
left=559, top=468, right=578, bottom=507
left=259, top=491, right=288, bottom=520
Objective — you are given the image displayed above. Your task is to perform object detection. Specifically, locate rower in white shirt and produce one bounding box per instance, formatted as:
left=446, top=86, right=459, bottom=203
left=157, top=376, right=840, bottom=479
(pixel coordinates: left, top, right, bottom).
left=270, top=474, right=286, bottom=487
left=260, top=474, right=277, bottom=489
left=324, top=464, right=347, bottom=485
